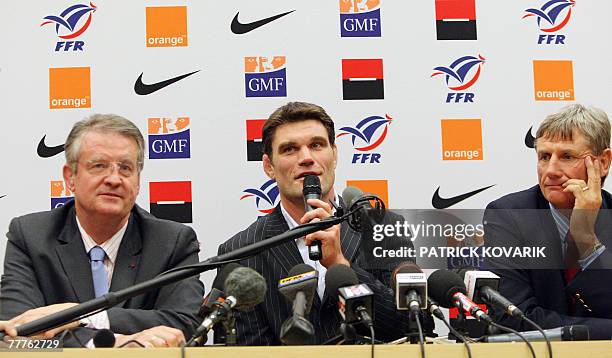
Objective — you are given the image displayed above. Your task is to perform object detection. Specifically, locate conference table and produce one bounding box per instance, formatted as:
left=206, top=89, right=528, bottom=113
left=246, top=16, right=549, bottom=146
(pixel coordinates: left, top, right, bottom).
left=4, top=341, right=611, bottom=358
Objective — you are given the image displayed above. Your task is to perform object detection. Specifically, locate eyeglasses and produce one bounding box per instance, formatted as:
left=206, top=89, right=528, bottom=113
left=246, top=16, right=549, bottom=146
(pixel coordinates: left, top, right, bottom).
left=82, top=159, right=141, bottom=178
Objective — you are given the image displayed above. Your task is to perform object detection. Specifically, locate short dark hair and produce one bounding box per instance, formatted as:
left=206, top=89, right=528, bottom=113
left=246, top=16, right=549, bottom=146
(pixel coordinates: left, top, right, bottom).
left=262, top=102, right=335, bottom=159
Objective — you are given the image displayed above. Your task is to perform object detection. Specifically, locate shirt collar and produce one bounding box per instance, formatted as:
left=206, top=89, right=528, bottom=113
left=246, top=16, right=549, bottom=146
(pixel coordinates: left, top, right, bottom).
left=76, top=216, right=128, bottom=265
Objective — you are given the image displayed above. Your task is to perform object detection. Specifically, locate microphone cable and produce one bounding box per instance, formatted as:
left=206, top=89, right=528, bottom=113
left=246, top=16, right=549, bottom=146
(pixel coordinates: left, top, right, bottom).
left=411, top=311, right=426, bottom=358
left=485, top=321, right=537, bottom=358
left=521, top=315, right=553, bottom=358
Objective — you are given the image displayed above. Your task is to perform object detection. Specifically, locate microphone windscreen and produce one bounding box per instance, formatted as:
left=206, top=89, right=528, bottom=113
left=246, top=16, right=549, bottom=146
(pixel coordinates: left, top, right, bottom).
left=224, top=266, right=267, bottom=309
left=392, top=262, right=422, bottom=287
left=452, top=266, right=477, bottom=280
left=214, top=263, right=241, bottom=290
left=325, top=264, right=358, bottom=299
left=427, top=269, right=467, bottom=308
left=93, top=328, right=115, bottom=348
left=342, top=186, right=364, bottom=208
left=303, top=175, right=321, bottom=196
left=563, top=325, right=590, bottom=341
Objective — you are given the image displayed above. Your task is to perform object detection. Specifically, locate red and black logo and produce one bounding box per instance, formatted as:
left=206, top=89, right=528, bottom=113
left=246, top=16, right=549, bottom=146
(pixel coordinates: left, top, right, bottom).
left=342, top=59, right=384, bottom=100
left=149, top=181, right=192, bottom=223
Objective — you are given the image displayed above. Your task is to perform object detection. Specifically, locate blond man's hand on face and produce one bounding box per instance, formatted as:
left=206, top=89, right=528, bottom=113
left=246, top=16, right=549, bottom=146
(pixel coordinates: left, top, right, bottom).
left=8, top=303, right=80, bottom=339
left=114, top=326, right=185, bottom=348
left=301, top=199, right=349, bottom=268
left=564, top=156, right=602, bottom=256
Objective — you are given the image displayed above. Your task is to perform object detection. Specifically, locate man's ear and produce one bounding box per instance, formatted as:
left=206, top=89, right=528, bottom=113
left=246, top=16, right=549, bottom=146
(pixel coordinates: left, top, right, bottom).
left=62, top=164, right=75, bottom=192
left=599, top=148, right=612, bottom=177
left=262, top=154, right=275, bottom=179
left=332, top=144, right=338, bottom=169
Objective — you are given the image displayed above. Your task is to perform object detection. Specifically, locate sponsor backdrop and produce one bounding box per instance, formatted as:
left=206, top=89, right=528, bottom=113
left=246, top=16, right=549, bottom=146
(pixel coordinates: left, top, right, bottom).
left=1, top=0, right=611, bottom=332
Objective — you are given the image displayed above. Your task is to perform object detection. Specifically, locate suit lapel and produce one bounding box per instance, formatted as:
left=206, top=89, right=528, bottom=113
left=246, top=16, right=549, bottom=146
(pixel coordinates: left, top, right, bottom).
left=109, top=213, right=142, bottom=307
left=265, top=207, right=304, bottom=274
left=55, top=206, right=95, bottom=302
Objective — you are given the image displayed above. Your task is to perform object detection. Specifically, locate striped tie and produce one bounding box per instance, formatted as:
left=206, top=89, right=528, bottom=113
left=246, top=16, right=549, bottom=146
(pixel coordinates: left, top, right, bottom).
left=89, top=246, right=109, bottom=298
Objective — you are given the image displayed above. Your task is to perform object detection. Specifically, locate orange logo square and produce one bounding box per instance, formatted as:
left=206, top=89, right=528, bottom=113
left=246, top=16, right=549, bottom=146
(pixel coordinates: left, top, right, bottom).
left=346, top=179, right=389, bottom=208
left=533, top=60, right=574, bottom=101
left=49, top=67, right=91, bottom=109
left=441, top=119, right=483, bottom=160
left=146, top=6, right=188, bottom=47
left=50, top=181, right=71, bottom=197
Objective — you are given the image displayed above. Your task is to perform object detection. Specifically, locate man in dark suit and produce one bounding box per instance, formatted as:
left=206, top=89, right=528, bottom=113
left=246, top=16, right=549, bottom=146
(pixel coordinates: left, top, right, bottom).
left=0, top=114, right=204, bottom=347
left=484, top=104, right=612, bottom=339
left=219, top=102, right=417, bottom=345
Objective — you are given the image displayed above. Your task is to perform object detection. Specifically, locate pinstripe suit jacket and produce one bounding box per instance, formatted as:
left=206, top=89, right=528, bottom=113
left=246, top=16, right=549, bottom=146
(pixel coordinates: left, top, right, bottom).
left=217, top=205, right=414, bottom=345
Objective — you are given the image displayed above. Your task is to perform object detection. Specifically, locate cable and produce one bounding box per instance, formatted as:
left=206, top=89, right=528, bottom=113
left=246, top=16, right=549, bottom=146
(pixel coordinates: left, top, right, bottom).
left=369, top=325, right=375, bottom=358
left=488, top=321, right=536, bottom=358
left=522, top=316, right=553, bottom=358
left=411, top=311, right=425, bottom=358
left=438, top=316, right=473, bottom=358
left=116, top=339, right=145, bottom=348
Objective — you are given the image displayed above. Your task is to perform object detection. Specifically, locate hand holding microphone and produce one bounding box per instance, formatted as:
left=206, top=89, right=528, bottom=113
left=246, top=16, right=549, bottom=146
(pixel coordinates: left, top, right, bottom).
left=301, top=175, right=347, bottom=268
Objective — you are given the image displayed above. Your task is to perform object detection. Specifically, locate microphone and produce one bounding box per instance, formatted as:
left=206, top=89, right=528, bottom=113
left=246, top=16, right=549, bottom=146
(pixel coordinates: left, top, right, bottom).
left=326, top=264, right=374, bottom=327
left=428, top=269, right=492, bottom=323
left=304, top=175, right=323, bottom=261
left=341, top=186, right=385, bottom=233
left=393, top=263, right=427, bottom=313
left=198, top=263, right=239, bottom=318
left=188, top=266, right=266, bottom=346
left=279, top=264, right=319, bottom=345
left=483, top=325, right=589, bottom=342
left=93, top=328, right=116, bottom=347
left=456, top=267, right=524, bottom=318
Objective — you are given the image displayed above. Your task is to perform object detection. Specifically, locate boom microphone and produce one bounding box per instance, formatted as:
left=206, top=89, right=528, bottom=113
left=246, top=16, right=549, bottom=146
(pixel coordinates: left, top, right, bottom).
left=484, top=325, right=589, bottom=342
left=341, top=186, right=385, bottom=233
left=303, top=174, right=323, bottom=261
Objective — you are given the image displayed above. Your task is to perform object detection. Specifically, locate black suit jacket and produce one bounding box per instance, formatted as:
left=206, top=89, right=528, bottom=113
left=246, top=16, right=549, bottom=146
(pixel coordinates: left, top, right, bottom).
left=217, top=205, right=420, bottom=345
left=0, top=200, right=205, bottom=345
left=483, top=185, right=612, bottom=339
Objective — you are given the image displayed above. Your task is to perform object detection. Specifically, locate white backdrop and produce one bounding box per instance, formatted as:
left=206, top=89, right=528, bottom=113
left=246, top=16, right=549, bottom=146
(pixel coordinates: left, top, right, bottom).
left=1, top=0, right=611, bottom=303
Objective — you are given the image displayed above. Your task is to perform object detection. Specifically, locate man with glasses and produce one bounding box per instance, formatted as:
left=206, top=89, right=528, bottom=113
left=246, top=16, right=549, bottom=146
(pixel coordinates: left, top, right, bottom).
left=484, top=104, right=612, bottom=339
left=0, top=114, right=204, bottom=347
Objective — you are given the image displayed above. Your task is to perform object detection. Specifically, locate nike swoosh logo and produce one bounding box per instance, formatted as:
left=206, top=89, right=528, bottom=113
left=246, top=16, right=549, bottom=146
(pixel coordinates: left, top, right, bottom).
left=37, top=135, right=65, bottom=158
left=231, top=10, right=295, bottom=34
left=525, top=126, right=535, bottom=149
left=432, top=185, right=495, bottom=209
left=134, top=70, right=200, bottom=95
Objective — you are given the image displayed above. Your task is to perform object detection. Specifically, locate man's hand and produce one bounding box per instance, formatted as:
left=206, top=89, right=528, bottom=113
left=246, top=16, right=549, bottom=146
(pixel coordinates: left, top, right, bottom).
left=301, top=198, right=349, bottom=268
left=0, top=321, right=18, bottom=338
left=564, top=156, right=602, bottom=257
left=8, top=303, right=79, bottom=338
left=114, top=326, right=185, bottom=348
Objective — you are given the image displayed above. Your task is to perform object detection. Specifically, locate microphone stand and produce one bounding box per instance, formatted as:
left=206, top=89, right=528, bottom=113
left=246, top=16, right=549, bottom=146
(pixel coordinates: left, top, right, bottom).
left=1, top=214, right=351, bottom=338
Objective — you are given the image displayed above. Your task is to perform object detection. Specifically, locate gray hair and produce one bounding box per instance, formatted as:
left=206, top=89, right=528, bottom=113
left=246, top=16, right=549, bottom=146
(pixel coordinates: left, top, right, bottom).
left=65, top=114, right=145, bottom=173
left=535, top=104, right=611, bottom=155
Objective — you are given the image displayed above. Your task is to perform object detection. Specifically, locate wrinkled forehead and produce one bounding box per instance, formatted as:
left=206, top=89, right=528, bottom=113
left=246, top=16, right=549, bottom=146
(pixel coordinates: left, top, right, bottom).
left=536, top=128, right=592, bottom=151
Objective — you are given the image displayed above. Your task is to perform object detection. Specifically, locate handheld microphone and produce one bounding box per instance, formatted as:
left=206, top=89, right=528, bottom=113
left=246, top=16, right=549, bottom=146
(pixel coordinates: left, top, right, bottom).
left=188, top=266, right=266, bottom=346
left=326, top=264, right=374, bottom=327
left=483, top=325, right=589, bottom=342
left=93, top=328, right=116, bottom=347
left=393, top=262, right=427, bottom=313
left=456, top=267, right=524, bottom=318
left=303, top=175, right=323, bottom=261
left=428, top=269, right=492, bottom=323
left=279, top=264, right=319, bottom=345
